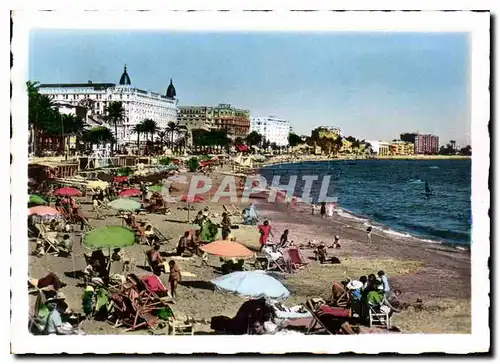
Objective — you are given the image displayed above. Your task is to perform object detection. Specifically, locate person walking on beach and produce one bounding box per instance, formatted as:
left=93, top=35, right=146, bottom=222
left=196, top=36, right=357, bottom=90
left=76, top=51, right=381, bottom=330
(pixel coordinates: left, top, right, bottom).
left=168, top=260, right=181, bottom=299
left=366, top=226, right=372, bottom=244
left=258, top=220, right=273, bottom=251
left=320, top=202, right=326, bottom=218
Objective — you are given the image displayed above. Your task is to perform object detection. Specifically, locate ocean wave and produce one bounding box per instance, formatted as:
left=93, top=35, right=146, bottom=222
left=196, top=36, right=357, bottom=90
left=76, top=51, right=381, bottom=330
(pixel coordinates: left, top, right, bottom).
left=334, top=207, right=369, bottom=222
left=409, top=179, right=424, bottom=184
left=429, top=166, right=440, bottom=169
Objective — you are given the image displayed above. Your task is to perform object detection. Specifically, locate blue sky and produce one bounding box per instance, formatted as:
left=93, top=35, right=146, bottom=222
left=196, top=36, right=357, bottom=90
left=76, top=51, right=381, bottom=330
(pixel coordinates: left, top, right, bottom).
left=29, top=30, right=470, bottom=146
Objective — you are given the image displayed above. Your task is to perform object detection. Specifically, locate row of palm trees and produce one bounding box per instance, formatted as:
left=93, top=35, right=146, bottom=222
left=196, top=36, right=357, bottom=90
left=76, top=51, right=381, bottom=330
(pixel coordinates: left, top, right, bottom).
left=132, top=119, right=182, bottom=155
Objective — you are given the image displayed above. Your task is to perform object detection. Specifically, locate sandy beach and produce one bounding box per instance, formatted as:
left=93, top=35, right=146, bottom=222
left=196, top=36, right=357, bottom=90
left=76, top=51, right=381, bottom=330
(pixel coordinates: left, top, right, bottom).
left=28, top=167, right=471, bottom=335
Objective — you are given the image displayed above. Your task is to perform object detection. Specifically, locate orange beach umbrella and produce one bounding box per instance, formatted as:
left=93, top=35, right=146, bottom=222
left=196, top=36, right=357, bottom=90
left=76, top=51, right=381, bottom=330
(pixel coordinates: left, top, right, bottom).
left=200, top=240, right=254, bottom=259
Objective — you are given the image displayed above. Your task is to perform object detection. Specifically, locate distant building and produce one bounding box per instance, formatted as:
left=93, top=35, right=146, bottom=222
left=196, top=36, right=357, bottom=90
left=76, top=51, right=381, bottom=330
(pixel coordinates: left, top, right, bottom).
left=38, top=65, right=179, bottom=145
left=178, top=103, right=250, bottom=139
left=390, top=140, right=415, bottom=155
left=378, top=142, right=391, bottom=156
left=250, top=116, right=290, bottom=146
left=400, top=132, right=439, bottom=154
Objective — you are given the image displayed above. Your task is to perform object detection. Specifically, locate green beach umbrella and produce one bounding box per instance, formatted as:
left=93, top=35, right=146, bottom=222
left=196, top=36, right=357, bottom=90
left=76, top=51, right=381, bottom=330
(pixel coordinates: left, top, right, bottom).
left=83, top=226, right=136, bottom=250
left=148, top=185, right=163, bottom=193
left=29, top=194, right=47, bottom=206
left=108, top=198, right=141, bottom=212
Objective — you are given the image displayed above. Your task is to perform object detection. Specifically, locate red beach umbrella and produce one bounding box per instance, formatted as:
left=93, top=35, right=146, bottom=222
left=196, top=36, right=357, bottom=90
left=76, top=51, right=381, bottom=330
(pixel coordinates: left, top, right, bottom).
left=54, top=187, right=82, bottom=197
left=28, top=206, right=62, bottom=216
left=119, top=188, right=142, bottom=198
left=179, top=194, right=205, bottom=203
left=113, top=176, right=129, bottom=183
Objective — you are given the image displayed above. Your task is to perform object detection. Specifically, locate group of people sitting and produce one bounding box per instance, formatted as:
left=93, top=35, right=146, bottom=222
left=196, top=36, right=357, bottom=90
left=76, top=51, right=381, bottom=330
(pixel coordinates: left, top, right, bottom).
left=342, top=271, right=401, bottom=318
left=29, top=272, right=81, bottom=335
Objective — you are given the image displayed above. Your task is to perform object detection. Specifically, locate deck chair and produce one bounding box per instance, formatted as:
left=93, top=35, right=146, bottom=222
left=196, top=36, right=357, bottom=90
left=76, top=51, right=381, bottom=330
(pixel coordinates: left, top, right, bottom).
left=43, top=235, right=61, bottom=255
left=152, top=227, right=171, bottom=245
left=368, top=304, right=391, bottom=329
left=285, top=247, right=309, bottom=270
left=230, top=204, right=243, bottom=217
left=331, top=281, right=351, bottom=309
left=304, top=301, right=352, bottom=335
left=222, top=205, right=234, bottom=216
left=256, top=246, right=289, bottom=273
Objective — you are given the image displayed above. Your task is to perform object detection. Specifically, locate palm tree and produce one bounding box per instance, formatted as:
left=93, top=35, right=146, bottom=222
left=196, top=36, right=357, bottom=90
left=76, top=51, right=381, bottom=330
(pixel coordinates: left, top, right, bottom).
left=141, top=119, right=158, bottom=142
left=133, top=123, right=146, bottom=155
left=27, top=81, right=60, bottom=156
left=104, top=101, right=125, bottom=154
left=140, top=118, right=157, bottom=155
left=166, top=121, right=178, bottom=150
left=83, top=126, right=115, bottom=149
left=156, top=130, right=167, bottom=154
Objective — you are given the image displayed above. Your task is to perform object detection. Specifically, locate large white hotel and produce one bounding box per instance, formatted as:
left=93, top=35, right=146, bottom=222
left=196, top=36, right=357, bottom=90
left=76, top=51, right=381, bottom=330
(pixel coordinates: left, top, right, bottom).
left=37, top=65, right=179, bottom=144
left=250, top=116, right=290, bottom=147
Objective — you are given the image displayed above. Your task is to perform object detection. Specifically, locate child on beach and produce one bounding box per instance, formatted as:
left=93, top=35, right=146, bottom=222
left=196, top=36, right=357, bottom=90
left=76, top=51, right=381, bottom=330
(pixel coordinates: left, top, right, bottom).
left=168, top=260, right=181, bottom=299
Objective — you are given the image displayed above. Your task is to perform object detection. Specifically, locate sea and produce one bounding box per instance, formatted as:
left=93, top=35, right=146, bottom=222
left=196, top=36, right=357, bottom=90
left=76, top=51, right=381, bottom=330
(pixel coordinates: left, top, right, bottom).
left=259, top=159, right=471, bottom=247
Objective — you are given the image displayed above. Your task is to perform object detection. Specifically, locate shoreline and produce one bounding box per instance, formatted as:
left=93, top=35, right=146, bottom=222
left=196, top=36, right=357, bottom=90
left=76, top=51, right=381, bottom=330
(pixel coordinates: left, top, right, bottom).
left=257, top=159, right=470, bottom=249
left=261, top=154, right=471, bottom=167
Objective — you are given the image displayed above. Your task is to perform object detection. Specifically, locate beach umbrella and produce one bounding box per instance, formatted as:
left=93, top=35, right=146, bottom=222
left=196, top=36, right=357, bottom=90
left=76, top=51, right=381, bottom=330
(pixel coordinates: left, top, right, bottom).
left=83, top=226, right=136, bottom=250
left=29, top=194, right=47, bottom=206
left=108, top=198, right=141, bottom=212
left=119, top=188, right=142, bottom=198
left=113, top=176, right=128, bottom=183
left=28, top=206, right=61, bottom=216
left=211, top=271, right=290, bottom=300
left=54, top=186, right=82, bottom=197
left=200, top=240, right=254, bottom=259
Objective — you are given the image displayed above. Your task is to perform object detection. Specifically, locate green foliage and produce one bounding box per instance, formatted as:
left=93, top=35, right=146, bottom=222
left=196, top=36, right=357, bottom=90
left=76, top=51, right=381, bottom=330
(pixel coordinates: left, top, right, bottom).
left=158, top=157, right=173, bottom=165
left=83, top=126, right=115, bottom=146
left=141, top=118, right=158, bottom=141
left=192, top=129, right=230, bottom=147
left=27, top=81, right=85, bottom=137
left=117, top=166, right=133, bottom=176
left=246, top=131, right=263, bottom=146
left=188, top=157, right=200, bottom=172
left=288, top=133, right=303, bottom=147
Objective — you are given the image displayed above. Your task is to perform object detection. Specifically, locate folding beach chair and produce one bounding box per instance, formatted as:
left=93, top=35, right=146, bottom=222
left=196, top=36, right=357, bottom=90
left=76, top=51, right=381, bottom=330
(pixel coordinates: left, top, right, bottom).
left=284, top=247, right=309, bottom=271
left=331, top=281, right=351, bottom=309
left=230, top=204, right=243, bottom=217
left=152, top=227, right=171, bottom=245
left=43, top=235, right=61, bottom=255
left=304, top=300, right=352, bottom=335
left=368, top=304, right=391, bottom=329
left=222, top=205, right=234, bottom=217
